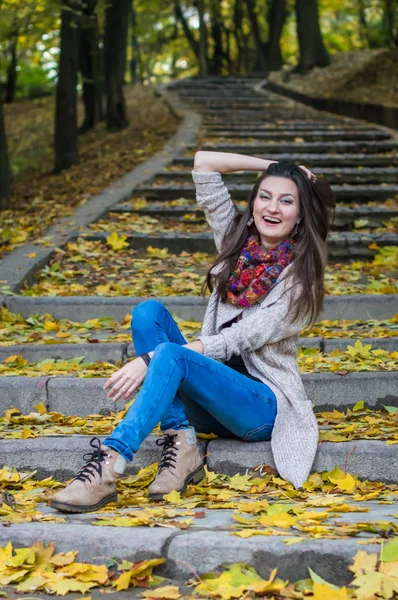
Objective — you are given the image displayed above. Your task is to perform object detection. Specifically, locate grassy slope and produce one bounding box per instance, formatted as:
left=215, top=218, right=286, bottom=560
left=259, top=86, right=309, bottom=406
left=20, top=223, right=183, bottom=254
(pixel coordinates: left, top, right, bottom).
left=269, top=48, right=398, bottom=108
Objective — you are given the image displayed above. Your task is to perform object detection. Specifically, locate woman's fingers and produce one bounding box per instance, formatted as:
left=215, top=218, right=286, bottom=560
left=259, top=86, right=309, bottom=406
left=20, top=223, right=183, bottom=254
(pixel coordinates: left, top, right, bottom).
left=112, top=379, right=137, bottom=402
left=107, top=372, right=130, bottom=395
left=104, top=358, right=147, bottom=399
left=108, top=376, right=133, bottom=399
left=298, top=165, right=317, bottom=182
left=124, top=382, right=138, bottom=400
left=104, top=368, right=125, bottom=390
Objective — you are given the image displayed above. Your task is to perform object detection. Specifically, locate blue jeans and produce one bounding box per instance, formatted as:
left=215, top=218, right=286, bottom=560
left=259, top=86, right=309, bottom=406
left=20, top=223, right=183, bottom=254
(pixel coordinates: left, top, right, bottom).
left=103, top=300, right=277, bottom=462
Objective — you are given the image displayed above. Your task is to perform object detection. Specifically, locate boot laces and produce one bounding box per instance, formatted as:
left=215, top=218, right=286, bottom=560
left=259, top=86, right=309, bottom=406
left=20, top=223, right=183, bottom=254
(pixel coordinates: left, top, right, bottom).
left=74, top=437, right=108, bottom=484
left=156, top=433, right=179, bottom=473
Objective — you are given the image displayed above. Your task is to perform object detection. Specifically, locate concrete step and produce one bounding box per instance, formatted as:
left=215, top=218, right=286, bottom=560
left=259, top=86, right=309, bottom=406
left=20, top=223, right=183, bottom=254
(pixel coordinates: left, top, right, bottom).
left=204, top=130, right=392, bottom=141
left=174, top=154, right=398, bottom=167
left=1, top=435, right=397, bottom=483
left=202, top=117, right=366, bottom=125
left=202, top=122, right=386, bottom=131
left=1, top=370, right=396, bottom=417
left=0, top=502, right=393, bottom=586
left=156, top=167, right=398, bottom=185
left=135, top=182, right=398, bottom=202
left=0, top=335, right=395, bottom=365
left=187, top=97, right=286, bottom=105
left=191, top=140, right=398, bottom=154
left=4, top=293, right=396, bottom=322
left=75, top=230, right=398, bottom=257
left=114, top=201, right=398, bottom=228
left=189, top=102, right=298, bottom=111
left=199, top=109, right=344, bottom=119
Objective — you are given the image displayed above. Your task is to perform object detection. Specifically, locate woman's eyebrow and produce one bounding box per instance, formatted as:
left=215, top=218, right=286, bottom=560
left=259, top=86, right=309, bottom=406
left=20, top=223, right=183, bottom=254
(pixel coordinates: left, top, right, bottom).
left=259, top=187, right=296, bottom=199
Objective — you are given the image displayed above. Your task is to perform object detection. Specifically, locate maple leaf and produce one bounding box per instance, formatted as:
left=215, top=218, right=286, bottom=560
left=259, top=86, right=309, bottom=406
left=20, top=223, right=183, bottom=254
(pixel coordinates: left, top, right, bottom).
left=351, top=571, right=398, bottom=599
left=163, top=490, right=184, bottom=504
left=106, top=232, right=129, bottom=251
left=227, top=474, right=252, bottom=491
left=326, top=466, right=357, bottom=494
left=349, top=550, right=378, bottom=576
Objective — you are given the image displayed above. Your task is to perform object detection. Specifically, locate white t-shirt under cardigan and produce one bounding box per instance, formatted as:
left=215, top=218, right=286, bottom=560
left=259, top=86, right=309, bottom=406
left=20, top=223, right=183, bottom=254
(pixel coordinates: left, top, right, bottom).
left=192, top=170, right=319, bottom=489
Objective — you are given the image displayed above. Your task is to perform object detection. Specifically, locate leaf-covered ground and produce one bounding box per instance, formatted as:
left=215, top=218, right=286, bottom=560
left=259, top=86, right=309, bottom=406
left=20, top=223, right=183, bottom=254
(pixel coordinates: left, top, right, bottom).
left=0, top=86, right=180, bottom=260
left=268, top=48, right=398, bottom=108
left=88, top=209, right=398, bottom=236
left=0, top=307, right=396, bottom=346
left=21, top=242, right=398, bottom=297
left=1, top=402, right=398, bottom=442
left=0, top=342, right=396, bottom=378
left=0, top=462, right=397, bottom=597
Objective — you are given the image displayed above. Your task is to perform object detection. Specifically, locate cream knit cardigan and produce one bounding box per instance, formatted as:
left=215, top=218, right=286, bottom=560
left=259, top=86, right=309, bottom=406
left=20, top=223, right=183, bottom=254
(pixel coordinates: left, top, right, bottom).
left=192, top=170, right=319, bottom=489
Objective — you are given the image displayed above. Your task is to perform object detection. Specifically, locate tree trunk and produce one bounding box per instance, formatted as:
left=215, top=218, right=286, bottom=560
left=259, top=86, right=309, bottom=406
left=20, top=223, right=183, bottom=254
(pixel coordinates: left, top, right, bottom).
left=233, top=0, right=242, bottom=72
left=0, top=100, right=11, bottom=209
left=174, top=0, right=200, bottom=60
left=266, top=0, right=288, bottom=71
left=78, top=0, right=100, bottom=134
left=384, top=0, right=398, bottom=47
left=198, top=0, right=208, bottom=75
left=245, top=0, right=268, bottom=71
left=209, top=0, right=223, bottom=74
left=130, top=0, right=142, bottom=84
left=222, top=24, right=232, bottom=71
left=295, top=0, right=330, bottom=73
left=357, top=0, right=368, bottom=45
left=104, top=0, right=130, bottom=131
left=54, top=0, right=80, bottom=174
left=5, top=35, right=18, bottom=104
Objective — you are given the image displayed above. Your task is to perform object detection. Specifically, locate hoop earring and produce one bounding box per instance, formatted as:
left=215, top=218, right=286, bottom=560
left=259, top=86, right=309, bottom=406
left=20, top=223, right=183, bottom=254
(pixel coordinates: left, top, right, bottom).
left=247, top=215, right=254, bottom=226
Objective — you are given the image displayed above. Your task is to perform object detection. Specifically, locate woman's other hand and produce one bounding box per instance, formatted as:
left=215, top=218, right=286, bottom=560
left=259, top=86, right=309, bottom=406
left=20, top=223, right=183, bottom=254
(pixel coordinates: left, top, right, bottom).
left=103, top=358, right=147, bottom=402
left=298, top=165, right=317, bottom=182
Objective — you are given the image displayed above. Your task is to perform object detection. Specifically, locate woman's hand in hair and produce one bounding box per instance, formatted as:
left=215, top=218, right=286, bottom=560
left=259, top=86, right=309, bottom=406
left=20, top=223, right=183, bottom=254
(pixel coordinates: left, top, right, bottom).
left=298, top=165, right=317, bottom=182
left=104, top=358, right=148, bottom=402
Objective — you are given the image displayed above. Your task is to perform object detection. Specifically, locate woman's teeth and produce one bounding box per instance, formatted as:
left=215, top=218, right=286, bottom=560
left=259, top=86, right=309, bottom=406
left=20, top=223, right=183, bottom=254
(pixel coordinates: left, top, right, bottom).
left=263, top=217, right=281, bottom=225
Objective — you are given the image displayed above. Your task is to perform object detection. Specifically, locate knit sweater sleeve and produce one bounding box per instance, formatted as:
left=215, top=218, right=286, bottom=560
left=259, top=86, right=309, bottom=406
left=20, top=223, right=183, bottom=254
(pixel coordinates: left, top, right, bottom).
left=196, top=281, right=309, bottom=361
left=191, top=170, right=239, bottom=252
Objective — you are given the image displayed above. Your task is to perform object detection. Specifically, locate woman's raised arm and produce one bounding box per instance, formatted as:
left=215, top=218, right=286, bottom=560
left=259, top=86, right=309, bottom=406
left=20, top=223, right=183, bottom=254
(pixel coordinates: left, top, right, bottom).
left=194, top=151, right=276, bottom=174
left=194, top=151, right=316, bottom=181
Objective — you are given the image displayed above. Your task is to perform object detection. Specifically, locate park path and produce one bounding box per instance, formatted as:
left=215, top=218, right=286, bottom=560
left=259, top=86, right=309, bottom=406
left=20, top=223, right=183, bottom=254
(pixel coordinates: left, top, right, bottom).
left=0, top=77, right=397, bottom=585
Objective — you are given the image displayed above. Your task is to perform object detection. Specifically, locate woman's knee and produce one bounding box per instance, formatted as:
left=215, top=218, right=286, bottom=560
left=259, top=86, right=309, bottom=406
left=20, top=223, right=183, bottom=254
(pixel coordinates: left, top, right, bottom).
left=153, top=341, right=182, bottom=360
left=131, top=300, right=165, bottom=330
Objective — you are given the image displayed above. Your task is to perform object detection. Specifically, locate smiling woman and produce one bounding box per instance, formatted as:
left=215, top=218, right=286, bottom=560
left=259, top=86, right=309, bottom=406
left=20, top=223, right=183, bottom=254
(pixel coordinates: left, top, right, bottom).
left=49, top=150, right=336, bottom=515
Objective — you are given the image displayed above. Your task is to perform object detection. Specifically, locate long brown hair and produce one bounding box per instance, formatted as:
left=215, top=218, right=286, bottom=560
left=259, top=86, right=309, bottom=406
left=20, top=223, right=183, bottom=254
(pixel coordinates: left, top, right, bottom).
left=201, top=161, right=336, bottom=330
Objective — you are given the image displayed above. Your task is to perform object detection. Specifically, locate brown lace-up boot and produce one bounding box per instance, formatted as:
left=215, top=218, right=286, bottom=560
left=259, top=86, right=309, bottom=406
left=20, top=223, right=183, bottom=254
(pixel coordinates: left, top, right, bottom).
left=49, top=437, right=126, bottom=514
left=148, top=427, right=205, bottom=501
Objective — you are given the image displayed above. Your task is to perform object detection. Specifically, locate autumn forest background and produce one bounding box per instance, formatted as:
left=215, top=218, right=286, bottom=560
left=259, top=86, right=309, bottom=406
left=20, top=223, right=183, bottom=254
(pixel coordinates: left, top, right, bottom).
left=0, top=0, right=397, bottom=232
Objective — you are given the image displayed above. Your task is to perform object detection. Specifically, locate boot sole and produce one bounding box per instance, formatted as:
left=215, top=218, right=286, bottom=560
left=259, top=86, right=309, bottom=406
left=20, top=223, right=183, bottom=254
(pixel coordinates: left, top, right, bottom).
left=148, top=464, right=205, bottom=501
left=50, top=492, right=118, bottom=514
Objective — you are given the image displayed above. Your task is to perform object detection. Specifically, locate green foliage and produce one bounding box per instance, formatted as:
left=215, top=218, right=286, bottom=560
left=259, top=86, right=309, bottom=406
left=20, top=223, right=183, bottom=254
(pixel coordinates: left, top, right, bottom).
left=0, top=0, right=395, bottom=95
left=15, top=60, right=56, bottom=99
left=0, top=0, right=59, bottom=90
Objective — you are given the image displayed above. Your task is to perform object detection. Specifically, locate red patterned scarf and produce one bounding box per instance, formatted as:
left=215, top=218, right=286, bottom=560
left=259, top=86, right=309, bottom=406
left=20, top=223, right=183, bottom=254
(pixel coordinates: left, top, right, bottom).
left=225, top=234, right=295, bottom=307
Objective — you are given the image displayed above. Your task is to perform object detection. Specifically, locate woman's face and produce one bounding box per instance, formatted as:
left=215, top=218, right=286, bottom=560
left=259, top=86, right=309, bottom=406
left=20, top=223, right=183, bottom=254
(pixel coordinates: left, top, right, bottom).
left=252, top=176, right=300, bottom=250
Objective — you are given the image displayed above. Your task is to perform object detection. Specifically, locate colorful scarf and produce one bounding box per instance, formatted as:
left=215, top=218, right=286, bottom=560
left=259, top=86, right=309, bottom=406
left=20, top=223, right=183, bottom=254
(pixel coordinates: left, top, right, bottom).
left=225, top=234, right=295, bottom=307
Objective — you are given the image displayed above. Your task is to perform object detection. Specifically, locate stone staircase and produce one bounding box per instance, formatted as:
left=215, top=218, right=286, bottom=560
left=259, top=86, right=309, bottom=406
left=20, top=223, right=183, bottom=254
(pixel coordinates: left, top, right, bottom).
left=0, top=76, right=397, bottom=585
